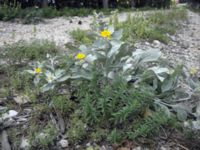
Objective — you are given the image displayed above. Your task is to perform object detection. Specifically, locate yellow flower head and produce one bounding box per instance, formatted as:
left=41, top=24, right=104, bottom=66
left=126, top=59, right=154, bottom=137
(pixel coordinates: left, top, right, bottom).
left=35, top=67, right=42, bottom=74
left=76, top=53, right=86, bottom=60
left=190, top=67, right=198, bottom=75
left=101, top=30, right=112, bottom=39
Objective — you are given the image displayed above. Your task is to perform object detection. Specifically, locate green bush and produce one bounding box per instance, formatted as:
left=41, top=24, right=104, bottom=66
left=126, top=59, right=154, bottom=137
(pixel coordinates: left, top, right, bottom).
left=111, top=7, right=187, bottom=43
left=70, top=29, right=93, bottom=45
left=2, top=40, right=59, bottom=63
left=0, top=4, right=21, bottom=21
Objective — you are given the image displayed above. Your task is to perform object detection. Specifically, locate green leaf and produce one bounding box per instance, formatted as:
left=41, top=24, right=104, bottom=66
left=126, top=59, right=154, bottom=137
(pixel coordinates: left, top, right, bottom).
left=161, top=77, right=174, bottom=93
left=57, top=75, right=71, bottom=82
left=149, top=66, right=169, bottom=82
left=92, top=39, right=108, bottom=49
left=107, top=25, right=114, bottom=34
left=133, top=48, right=161, bottom=63
left=112, top=29, right=123, bottom=40
left=86, top=54, right=97, bottom=63
left=177, top=109, right=187, bottom=121
left=34, top=76, right=40, bottom=85
left=174, top=107, right=188, bottom=121
left=79, top=45, right=88, bottom=52
left=26, top=70, right=35, bottom=74
left=41, top=83, right=55, bottom=93
left=55, top=69, right=65, bottom=78
left=107, top=40, right=122, bottom=58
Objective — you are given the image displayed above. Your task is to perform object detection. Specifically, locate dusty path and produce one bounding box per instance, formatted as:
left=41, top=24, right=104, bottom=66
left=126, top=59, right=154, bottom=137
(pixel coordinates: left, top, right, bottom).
left=0, top=10, right=163, bottom=47
left=0, top=16, right=92, bottom=47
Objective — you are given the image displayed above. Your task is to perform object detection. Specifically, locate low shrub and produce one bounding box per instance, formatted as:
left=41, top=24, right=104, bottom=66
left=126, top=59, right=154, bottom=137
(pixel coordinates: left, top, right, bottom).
left=114, top=7, right=187, bottom=43
left=2, top=40, right=58, bottom=63
left=0, top=4, right=21, bottom=21
left=25, top=14, right=192, bottom=146
left=70, top=29, right=93, bottom=45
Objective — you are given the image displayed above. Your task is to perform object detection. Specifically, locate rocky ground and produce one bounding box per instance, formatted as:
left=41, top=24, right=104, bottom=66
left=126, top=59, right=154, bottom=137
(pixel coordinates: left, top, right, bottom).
left=135, top=10, right=200, bottom=68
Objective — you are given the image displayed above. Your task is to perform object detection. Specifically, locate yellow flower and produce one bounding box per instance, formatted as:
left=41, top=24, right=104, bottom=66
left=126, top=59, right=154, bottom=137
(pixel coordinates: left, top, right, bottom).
left=101, top=30, right=112, bottom=39
left=35, top=67, right=42, bottom=74
left=76, top=53, right=86, bottom=60
left=190, top=67, right=198, bottom=75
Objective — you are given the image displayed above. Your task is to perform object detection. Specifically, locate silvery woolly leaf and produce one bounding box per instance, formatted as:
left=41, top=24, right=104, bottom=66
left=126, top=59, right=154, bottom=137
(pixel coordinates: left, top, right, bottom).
left=71, top=74, right=92, bottom=80
left=86, top=54, right=97, bottom=63
left=161, top=77, right=174, bottom=93
left=112, top=29, right=123, bottom=40
left=41, top=84, right=55, bottom=93
left=123, top=64, right=133, bottom=72
left=187, top=78, right=200, bottom=90
left=116, top=44, right=132, bottom=60
left=45, top=70, right=53, bottom=77
left=82, top=63, right=89, bottom=69
left=107, top=25, right=114, bottom=34
left=160, top=104, right=171, bottom=118
left=153, top=78, right=158, bottom=90
left=26, top=70, right=35, bottom=75
left=107, top=40, right=122, bottom=58
left=173, top=107, right=188, bottom=121
left=150, top=67, right=169, bottom=74
left=149, top=67, right=169, bottom=82
left=46, top=53, right=51, bottom=58
left=93, top=39, right=107, bottom=49
left=192, top=121, right=200, bottom=130
left=107, top=71, right=115, bottom=79
left=34, top=76, right=40, bottom=85
left=195, top=102, right=200, bottom=118
left=79, top=45, right=88, bottom=52
left=55, top=69, right=65, bottom=78
left=133, top=48, right=161, bottom=63
left=57, top=75, right=71, bottom=82
left=46, top=64, right=54, bottom=71
left=125, top=75, right=132, bottom=82
left=177, top=109, right=188, bottom=121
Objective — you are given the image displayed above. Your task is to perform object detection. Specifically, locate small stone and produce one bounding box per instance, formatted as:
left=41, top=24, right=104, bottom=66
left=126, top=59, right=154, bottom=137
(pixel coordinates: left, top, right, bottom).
left=37, top=133, right=48, bottom=140
left=8, top=110, right=18, bottom=117
left=1, top=110, right=18, bottom=120
left=14, top=95, right=30, bottom=105
left=145, top=42, right=150, bottom=45
left=153, top=40, right=161, bottom=45
left=170, top=36, right=177, bottom=42
left=59, top=139, right=69, bottom=148
left=20, top=137, right=29, bottom=150
left=86, top=142, right=91, bottom=147
left=76, top=145, right=81, bottom=149
left=182, top=41, right=190, bottom=49
left=160, top=146, right=168, bottom=150
left=132, top=146, right=142, bottom=150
